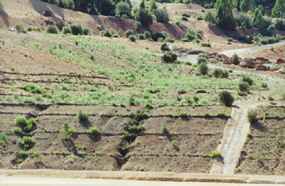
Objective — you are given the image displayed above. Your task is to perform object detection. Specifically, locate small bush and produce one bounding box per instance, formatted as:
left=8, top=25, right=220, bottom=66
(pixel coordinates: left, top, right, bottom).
left=69, top=23, right=83, bottom=35
left=162, top=51, right=177, bottom=63
left=128, top=35, right=136, bottom=42
left=219, top=91, right=234, bottom=107
left=22, top=136, right=35, bottom=145
left=15, top=24, right=25, bottom=31
left=210, top=150, right=222, bottom=158
left=15, top=116, right=36, bottom=133
left=128, top=125, right=144, bottom=134
left=60, top=122, right=76, bottom=140
left=77, top=110, right=89, bottom=122
left=239, top=82, right=249, bottom=92
left=135, top=8, right=153, bottom=26
left=87, top=127, right=100, bottom=134
left=125, top=29, right=134, bottom=38
left=0, top=132, right=7, bottom=146
left=197, top=16, right=203, bottom=20
left=100, top=30, right=112, bottom=37
left=165, top=37, right=174, bottom=43
left=160, top=43, right=170, bottom=51
left=181, top=16, right=188, bottom=21
left=213, top=69, right=228, bottom=78
left=201, top=42, right=211, bottom=47
left=242, top=76, right=253, bottom=86
left=155, top=8, right=170, bottom=23
left=232, top=53, right=239, bottom=65
left=13, top=127, right=22, bottom=133
left=45, top=25, right=58, bottom=34
left=247, top=109, right=258, bottom=124
left=82, top=27, right=91, bottom=35
left=197, top=57, right=208, bottom=65
left=217, top=111, right=228, bottom=117
left=27, top=26, right=41, bottom=32
left=181, top=12, right=190, bottom=18
left=144, top=31, right=152, bottom=39
left=134, top=21, right=142, bottom=30
left=62, top=26, right=72, bottom=34
left=136, top=33, right=145, bottom=40
left=198, top=62, right=208, bottom=75
left=274, top=19, right=285, bottom=31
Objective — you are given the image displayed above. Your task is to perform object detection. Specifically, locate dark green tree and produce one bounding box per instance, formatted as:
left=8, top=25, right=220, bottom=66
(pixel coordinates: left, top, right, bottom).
left=240, top=0, right=255, bottom=12
left=215, top=0, right=236, bottom=30
left=252, top=7, right=266, bottom=30
left=149, top=0, right=158, bottom=13
left=272, top=0, right=285, bottom=18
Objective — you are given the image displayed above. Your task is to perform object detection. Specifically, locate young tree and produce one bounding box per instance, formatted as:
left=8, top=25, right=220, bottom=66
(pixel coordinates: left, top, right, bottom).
left=115, top=2, right=131, bottom=17
left=272, top=0, right=285, bottom=18
left=253, top=7, right=266, bottom=30
left=240, top=0, right=255, bottom=12
left=204, top=11, right=216, bottom=24
left=215, top=0, right=236, bottom=30
left=136, top=0, right=153, bottom=26
left=154, top=7, right=169, bottom=23
left=149, top=0, right=158, bottom=13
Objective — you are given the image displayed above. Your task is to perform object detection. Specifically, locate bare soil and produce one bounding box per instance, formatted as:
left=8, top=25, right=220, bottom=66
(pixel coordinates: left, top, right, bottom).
left=236, top=106, right=285, bottom=175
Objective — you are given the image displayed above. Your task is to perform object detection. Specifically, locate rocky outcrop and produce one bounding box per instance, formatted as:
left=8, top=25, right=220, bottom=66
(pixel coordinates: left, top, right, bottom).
left=239, top=58, right=257, bottom=68
left=276, top=58, right=285, bottom=65
left=255, top=64, right=268, bottom=71
left=43, top=10, right=52, bottom=17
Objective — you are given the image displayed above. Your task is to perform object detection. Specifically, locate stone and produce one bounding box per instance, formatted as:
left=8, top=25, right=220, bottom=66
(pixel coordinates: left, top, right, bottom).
left=255, top=64, right=268, bottom=71
left=43, top=10, right=52, bottom=17
left=276, top=58, right=285, bottom=65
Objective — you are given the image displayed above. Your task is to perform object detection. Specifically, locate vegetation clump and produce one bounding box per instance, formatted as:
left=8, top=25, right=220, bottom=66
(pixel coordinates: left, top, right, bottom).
left=15, top=116, right=36, bottom=133
left=219, top=91, right=234, bottom=107
left=0, top=132, right=7, bottom=146
left=161, top=43, right=170, bottom=51
left=162, top=51, right=177, bottom=63
left=45, top=25, right=58, bottom=34
left=87, top=127, right=100, bottom=135
left=77, top=110, right=89, bottom=122
left=210, top=150, right=222, bottom=158
left=247, top=109, right=258, bottom=124
left=198, top=62, right=208, bottom=75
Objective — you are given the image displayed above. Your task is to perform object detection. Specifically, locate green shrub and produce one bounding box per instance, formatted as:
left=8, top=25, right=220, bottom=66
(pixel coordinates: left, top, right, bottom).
left=247, top=109, right=258, bottom=124
left=23, top=84, right=45, bottom=94
left=197, top=57, right=208, bottom=65
left=60, top=122, right=76, bottom=140
left=155, top=8, right=169, bottom=23
left=242, top=75, right=253, bottom=86
left=22, top=136, right=35, bottom=145
left=217, top=111, right=228, bottom=117
left=197, top=16, right=203, bottom=20
left=219, top=91, right=234, bottom=107
left=198, top=62, right=208, bottom=75
left=128, top=35, right=136, bottom=42
left=181, top=12, right=190, bottom=18
left=15, top=24, right=25, bottom=31
left=128, top=125, right=144, bottom=134
left=232, top=53, right=239, bottom=65
left=135, top=8, right=153, bottom=26
left=204, top=11, right=216, bottom=24
left=182, top=29, right=197, bottom=42
left=15, top=116, right=35, bottom=133
left=152, top=32, right=169, bottom=41
left=210, top=150, right=222, bottom=158
left=144, top=31, right=152, bottom=39
left=162, top=51, right=177, bottom=63
left=100, top=30, right=113, bottom=37
left=201, top=42, right=211, bottom=47
left=82, top=27, right=91, bottom=35
left=27, top=26, right=41, bottom=32
left=62, top=26, right=72, bottom=34
left=165, top=37, right=174, bottom=43
left=77, top=110, right=89, bottom=122
left=69, top=23, right=83, bottom=35
left=121, top=131, right=133, bottom=140
left=87, top=127, right=100, bottom=134
left=274, top=19, right=285, bottom=31
left=181, top=16, right=188, bottom=22
left=160, top=43, right=170, bottom=51
left=136, top=33, right=145, bottom=40
left=45, top=25, right=58, bottom=34
left=125, top=29, right=134, bottom=38
left=115, top=2, right=131, bottom=17
left=19, top=150, right=28, bottom=157
left=13, top=127, right=22, bottom=133
left=0, top=132, right=7, bottom=146
left=134, top=21, right=142, bottom=30
left=239, top=82, right=249, bottom=92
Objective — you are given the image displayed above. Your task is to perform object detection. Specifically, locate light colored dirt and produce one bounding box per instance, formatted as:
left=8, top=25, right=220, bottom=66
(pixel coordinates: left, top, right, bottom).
left=1, top=169, right=285, bottom=184
left=241, top=45, right=285, bottom=62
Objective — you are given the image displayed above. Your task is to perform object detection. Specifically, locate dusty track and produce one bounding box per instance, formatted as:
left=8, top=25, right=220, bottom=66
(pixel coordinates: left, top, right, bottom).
left=1, top=169, right=285, bottom=184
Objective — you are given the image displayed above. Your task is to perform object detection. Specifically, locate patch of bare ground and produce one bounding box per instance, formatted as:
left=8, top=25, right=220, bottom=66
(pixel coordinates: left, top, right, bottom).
left=236, top=105, right=285, bottom=175
left=240, top=45, right=285, bottom=62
